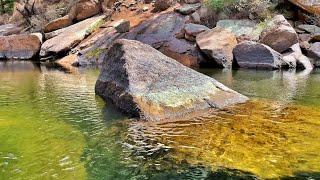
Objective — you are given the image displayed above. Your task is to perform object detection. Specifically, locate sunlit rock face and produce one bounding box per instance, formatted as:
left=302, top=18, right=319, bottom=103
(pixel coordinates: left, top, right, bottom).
left=95, top=39, right=248, bottom=121
left=289, top=0, right=320, bottom=15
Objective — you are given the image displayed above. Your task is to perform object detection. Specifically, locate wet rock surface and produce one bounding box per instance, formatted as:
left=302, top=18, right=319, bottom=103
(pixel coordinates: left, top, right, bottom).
left=95, top=39, right=248, bottom=121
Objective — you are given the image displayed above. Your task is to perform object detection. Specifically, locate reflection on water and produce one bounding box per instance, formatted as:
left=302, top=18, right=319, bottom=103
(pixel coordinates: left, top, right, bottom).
left=0, top=61, right=320, bottom=179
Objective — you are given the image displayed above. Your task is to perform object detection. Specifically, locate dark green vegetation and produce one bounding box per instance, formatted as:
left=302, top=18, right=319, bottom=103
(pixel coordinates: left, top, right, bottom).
left=0, top=62, right=320, bottom=179
left=0, top=0, right=13, bottom=14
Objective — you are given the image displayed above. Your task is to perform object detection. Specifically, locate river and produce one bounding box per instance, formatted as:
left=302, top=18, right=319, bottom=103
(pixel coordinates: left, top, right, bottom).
left=0, top=61, right=319, bottom=179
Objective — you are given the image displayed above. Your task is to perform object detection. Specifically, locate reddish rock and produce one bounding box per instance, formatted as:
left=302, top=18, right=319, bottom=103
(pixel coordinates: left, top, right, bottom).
left=124, top=12, right=202, bottom=68
left=44, top=15, right=73, bottom=33
left=70, top=0, right=102, bottom=21
left=0, top=34, right=41, bottom=60
left=196, top=27, right=237, bottom=68
left=154, top=0, right=175, bottom=11
left=289, top=0, right=320, bottom=16
left=260, top=15, right=299, bottom=53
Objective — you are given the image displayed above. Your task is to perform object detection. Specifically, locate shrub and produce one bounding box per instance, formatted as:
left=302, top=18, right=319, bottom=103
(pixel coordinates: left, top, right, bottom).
left=204, top=0, right=235, bottom=11
left=0, top=0, right=14, bottom=14
left=205, top=0, right=273, bottom=20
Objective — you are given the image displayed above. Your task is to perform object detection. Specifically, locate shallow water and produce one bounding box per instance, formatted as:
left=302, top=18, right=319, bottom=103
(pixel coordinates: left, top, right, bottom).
left=0, top=61, right=319, bottom=179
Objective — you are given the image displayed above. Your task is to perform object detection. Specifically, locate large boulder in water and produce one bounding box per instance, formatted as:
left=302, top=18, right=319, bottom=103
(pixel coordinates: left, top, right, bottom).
left=95, top=39, right=248, bottom=121
left=0, top=34, right=41, bottom=60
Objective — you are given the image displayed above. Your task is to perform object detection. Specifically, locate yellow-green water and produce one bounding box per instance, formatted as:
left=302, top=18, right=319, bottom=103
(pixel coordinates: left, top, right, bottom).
left=0, top=62, right=319, bottom=179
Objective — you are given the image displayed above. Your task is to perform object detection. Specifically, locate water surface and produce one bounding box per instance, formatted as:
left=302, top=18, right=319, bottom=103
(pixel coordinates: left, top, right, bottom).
left=0, top=61, right=319, bottom=179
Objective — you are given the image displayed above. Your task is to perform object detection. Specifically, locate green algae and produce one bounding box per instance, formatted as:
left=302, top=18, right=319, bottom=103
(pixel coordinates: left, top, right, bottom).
left=163, top=100, right=320, bottom=179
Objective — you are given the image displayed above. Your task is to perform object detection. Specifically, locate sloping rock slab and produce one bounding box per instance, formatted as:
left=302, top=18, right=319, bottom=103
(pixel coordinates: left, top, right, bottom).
left=0, top=34, right=41, bottom=60
left=44, top=15, right=73, bottom=33
left=95, top=39, right=248, bottom=121
left=40, top=15, right=105, bottom=59
left=0, top=24, right=22, bottom=36
left=123, top=12, right=202, bottom=68
left=289, top=0, right=320, bottom=16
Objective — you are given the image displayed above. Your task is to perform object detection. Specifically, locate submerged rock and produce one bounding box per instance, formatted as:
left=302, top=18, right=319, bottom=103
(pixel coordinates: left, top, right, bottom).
left=196, top=27, right=237, bottom=68
left=0, top=34, right=41, bottom=60
left=95, top=39, right=248, bottom=121
left=233, top=41, right=288, bottom=69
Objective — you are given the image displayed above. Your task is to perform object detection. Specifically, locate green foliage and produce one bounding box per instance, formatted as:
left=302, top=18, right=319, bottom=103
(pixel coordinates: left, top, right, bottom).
left=0, top=0, right=14, bottom=14
left=86, top=48, right=104, bottom=60
left=204, top=0, right=235, bottom=11
left=85, top=19, right=104, bottom=35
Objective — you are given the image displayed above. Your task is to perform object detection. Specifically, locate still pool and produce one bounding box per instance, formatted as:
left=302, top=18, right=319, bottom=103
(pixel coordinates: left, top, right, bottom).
left=0, top=61, right=319, bottom=179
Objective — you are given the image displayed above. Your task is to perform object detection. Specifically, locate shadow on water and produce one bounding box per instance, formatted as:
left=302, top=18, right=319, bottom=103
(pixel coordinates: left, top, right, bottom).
left=0, top=61, right=320, bottom=179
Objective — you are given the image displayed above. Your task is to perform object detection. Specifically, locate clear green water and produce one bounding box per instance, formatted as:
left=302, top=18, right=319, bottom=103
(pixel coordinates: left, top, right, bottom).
left=0, top=62, right=319, bottom=179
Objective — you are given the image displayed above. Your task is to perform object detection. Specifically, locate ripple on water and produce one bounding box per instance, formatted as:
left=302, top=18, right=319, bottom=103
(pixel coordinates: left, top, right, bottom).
left=125, top=99, right=320, bottom=179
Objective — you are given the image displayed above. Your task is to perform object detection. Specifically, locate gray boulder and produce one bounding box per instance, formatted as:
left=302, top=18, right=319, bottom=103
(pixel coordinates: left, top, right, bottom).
left=0, top=24, right=22, bottom=36
left=233, top=41, right=288, bottom=69
left=306, top=42, right=320, bottom=67
left=95, top=39, right=248, bottom=121
left=216, top=19, right=259, bottom=40
left=175, top=3, right=201, bottom=15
